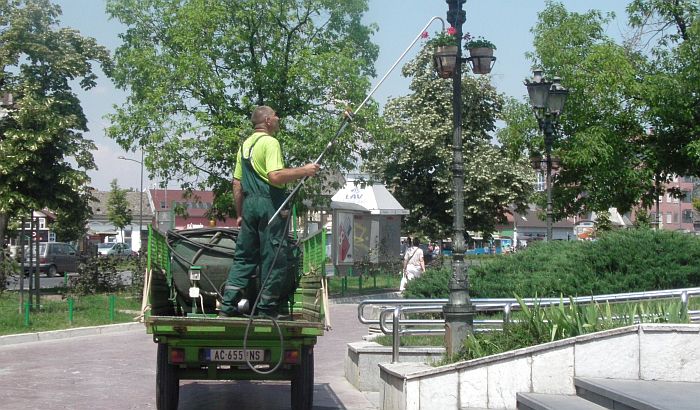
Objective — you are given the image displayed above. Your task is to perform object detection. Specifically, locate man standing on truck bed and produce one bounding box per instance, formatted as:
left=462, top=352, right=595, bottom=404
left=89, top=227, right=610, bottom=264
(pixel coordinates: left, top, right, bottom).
left=219, top=105, right=320, bottom=318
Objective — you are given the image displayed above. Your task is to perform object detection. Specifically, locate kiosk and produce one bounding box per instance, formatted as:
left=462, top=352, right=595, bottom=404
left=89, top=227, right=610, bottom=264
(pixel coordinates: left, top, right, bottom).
left=330, top=180, right=409, bottom=276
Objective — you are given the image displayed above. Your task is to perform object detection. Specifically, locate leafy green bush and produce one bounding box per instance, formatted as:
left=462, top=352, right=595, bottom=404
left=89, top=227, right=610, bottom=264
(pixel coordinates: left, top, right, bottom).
left=128, top=254, right=145, bottom=298
left=67, top=256, right=125, bottom=296
left=0, top=247, right=19, bottom=292
left=452, top=296, right=690, bottom=363
left=407, top=229, right=700, bottom=299
left=403, top=265, right=451, bottom=299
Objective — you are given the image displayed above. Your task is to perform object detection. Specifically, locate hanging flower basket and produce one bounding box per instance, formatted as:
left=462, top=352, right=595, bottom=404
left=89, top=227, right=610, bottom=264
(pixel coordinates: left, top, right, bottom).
left=467, top=47, right=495, bottom=75
left=433, top=45, right=458, bottom=79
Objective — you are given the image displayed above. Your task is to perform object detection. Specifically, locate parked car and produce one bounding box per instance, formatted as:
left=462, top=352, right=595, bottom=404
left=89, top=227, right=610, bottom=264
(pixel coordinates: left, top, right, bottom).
left=23, top=242, right=78, bottom=277
left=97, top=242, right=135, bottom=258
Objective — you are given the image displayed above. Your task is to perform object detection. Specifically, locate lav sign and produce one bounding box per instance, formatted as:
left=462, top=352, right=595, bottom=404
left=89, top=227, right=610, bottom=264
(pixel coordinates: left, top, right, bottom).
left=345, top=186, right=363, bottom=202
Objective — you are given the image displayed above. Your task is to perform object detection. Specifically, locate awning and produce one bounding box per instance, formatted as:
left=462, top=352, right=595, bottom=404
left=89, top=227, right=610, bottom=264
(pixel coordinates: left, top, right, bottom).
left=330, top=181, right=409, bottom=215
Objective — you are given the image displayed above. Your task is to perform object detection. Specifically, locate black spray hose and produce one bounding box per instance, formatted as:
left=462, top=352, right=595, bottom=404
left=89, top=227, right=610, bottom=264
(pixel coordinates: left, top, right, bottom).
left=242, top=206, right=294, bottom=375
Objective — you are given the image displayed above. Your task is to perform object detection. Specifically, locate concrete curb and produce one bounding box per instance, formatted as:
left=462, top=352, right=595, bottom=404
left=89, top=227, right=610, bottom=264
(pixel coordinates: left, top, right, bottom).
left=0, top=321, right=145, bottom=347
left=329, top=291, right=403, bottom=305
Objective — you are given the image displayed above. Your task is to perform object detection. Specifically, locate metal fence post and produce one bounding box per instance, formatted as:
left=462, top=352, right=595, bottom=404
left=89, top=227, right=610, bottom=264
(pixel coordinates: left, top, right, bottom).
left=504, top=302, right=512, bottom=328
left=681, top=290, right=689, bottom=318
left=392, top=306, right=401, bottom=363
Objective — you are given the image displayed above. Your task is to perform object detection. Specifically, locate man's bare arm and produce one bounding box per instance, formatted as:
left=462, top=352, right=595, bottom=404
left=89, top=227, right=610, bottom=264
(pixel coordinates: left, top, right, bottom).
left=233, top=178, right=243, bottom=226
left=268, top=163, right=320, bottom=186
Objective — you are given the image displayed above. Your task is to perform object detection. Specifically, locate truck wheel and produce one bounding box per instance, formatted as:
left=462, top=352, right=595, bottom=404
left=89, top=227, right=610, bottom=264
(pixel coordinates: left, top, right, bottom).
left=156, top=344, right=179, bottom=410
left=291, top=346, right=314, bottom=410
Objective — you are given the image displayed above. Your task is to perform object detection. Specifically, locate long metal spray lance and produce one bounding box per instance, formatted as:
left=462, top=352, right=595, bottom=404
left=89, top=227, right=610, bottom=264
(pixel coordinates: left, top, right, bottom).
left=268, top=16, right=446, bottom=224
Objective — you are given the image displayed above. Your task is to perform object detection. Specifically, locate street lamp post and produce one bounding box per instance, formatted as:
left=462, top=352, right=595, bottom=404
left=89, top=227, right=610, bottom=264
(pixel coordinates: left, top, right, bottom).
left=525, top=70, right=568, bottom=241
left=438, top=0, right=496, bottom=356
left=118, top=152, right=144, bottom=252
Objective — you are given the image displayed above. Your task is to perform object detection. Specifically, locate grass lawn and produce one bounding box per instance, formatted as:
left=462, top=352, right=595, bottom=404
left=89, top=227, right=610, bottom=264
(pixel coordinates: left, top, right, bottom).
left=0, top=291, right=142, bottom=336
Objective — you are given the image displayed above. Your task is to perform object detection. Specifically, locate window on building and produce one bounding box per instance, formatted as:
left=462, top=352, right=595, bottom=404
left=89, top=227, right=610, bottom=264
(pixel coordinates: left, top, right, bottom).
left=160, top=201, right=166, bottom=209
left=38, top=218, right=46, bottom=229
left=535, top=171, right=545, bottom=192
left=666, top=212, right=673, bottom=224
left=683, top=176, right=695, bottom=183
left=673, top=212, right=679, bottom=223
left=682, top=191, right=691, bottom=203
left=683, top=209, right=694, bottom=223
left=666, top=194, right=672, bottom=203
left=650, top=212, right=656, bottom=222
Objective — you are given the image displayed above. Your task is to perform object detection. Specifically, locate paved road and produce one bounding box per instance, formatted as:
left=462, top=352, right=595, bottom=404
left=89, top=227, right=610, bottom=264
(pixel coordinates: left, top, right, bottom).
left=5, top=271, right=134, bottom=291
left=0, top=303, right=377, bottom=410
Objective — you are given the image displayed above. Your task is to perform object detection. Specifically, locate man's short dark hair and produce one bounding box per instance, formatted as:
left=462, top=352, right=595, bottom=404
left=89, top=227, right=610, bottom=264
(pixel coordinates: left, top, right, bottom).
left=251, top=106, right=275, bottom=128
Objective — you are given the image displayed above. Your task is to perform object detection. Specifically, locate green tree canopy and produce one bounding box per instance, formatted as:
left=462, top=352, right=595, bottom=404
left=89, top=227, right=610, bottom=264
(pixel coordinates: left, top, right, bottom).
left=628, top=0, right=700, bottom=183
left=106, top=179, right=132, bottom=238
left=365, top=43, right=534, bottom=239
left=0, top=0, right=111, bottom=243
left=52, top=187, right=93, bottom=242
left=106, top=0, right=380, bottom=219
left=501, top=1, right=700, bottom=223
left=517, top=2, right=650, bottom=219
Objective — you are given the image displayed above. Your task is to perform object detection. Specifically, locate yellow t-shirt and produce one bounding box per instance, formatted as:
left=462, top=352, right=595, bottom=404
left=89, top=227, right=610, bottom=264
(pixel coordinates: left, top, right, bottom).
left=234, top=132, right=285, bottom=188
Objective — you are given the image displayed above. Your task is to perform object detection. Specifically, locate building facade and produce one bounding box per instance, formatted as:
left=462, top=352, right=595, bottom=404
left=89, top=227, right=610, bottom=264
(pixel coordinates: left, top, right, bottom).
left=147, top=189, right=238, bottom=231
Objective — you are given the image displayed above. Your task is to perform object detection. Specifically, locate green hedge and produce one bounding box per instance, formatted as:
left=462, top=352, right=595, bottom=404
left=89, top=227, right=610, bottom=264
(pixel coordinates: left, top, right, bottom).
left=404, top=229, right=700, bottom=299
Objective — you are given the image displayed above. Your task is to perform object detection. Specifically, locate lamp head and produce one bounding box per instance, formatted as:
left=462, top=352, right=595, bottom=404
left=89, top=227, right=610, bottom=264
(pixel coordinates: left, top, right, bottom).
left=546, top=77, right=569, bottom=115
left=525, top=68, right=551, bottom=111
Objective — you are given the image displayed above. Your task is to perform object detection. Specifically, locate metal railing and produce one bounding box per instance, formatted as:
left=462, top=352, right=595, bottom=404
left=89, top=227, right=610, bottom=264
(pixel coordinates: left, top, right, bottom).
left=357, top=287, right=700, bottom=363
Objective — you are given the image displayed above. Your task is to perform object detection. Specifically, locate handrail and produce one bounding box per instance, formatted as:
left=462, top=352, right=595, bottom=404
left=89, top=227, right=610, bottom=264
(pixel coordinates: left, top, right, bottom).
left=358, top=287, right=700, bottom=325
left=358, top=287, right=700, bottom=363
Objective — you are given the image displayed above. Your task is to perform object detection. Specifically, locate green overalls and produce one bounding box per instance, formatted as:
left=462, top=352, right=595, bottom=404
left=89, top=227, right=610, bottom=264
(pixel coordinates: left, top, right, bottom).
left=221, top=135, right=292, bottom=316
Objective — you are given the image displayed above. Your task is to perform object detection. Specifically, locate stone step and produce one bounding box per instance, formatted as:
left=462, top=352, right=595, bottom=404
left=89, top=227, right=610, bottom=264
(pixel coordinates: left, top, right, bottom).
left=575, top=377, right=700, bottom=410
left=516, top=392, right=608, bottom=410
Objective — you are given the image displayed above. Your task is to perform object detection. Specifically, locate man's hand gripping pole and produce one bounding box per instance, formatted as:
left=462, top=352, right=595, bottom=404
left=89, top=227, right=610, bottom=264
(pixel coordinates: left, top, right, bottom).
left=267, top=15, right=446, bottom=225
left=268, top=110, right=354, bottom=225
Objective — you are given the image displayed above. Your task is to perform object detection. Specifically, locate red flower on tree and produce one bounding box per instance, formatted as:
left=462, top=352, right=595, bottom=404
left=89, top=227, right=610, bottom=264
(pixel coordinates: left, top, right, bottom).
left=421, top=31, right=429, bottom=39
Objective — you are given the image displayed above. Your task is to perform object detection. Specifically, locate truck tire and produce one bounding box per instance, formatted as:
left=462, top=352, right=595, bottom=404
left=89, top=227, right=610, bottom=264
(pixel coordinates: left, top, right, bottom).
left=291, top=346, right=314, bottom=410
left=156, top=344, right=179, bottom=410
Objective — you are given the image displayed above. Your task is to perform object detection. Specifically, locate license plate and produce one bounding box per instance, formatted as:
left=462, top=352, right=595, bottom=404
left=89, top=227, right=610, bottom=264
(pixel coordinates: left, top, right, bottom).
left=205, top=348, right=265, bottom=362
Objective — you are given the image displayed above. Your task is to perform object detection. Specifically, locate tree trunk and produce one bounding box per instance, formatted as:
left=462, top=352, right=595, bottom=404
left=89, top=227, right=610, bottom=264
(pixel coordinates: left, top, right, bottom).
left=0, top=212, right=8, bottom=279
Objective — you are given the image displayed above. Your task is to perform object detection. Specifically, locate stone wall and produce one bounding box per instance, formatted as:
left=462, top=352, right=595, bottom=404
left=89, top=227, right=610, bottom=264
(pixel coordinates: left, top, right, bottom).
left=345, top=341, right=445, bottom=392
left=377, top=324, right=700, bottom=409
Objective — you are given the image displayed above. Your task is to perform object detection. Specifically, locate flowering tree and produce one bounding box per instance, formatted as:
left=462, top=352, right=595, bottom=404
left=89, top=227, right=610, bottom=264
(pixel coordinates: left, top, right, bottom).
left=0, top=0, right=110, bottom=244
left=364, top=43, right=534, bottom=239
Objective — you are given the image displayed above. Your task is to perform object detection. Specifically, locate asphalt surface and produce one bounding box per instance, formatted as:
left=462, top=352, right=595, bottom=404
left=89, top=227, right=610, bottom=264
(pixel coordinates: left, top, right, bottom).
left=0, top=303, right=378, bottom=410
left=5, top=271, right=134, bottom=291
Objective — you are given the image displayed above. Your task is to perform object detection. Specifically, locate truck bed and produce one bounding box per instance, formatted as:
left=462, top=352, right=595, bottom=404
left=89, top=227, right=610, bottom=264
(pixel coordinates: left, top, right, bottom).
left=145, top=313, right=325, bottom=334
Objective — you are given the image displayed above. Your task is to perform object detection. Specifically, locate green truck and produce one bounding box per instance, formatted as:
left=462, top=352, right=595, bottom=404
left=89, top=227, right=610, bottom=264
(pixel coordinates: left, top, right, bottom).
left=143, top=226, right=328, bottom=410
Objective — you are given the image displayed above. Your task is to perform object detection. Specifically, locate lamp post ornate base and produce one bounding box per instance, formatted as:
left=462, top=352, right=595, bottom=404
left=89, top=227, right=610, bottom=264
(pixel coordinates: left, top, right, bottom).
left=443, top=296, right=474, bottom=355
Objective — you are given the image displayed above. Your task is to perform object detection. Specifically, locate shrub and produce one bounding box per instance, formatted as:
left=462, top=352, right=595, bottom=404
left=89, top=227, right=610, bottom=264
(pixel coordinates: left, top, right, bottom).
left=128, top=253, right=146, bottom=299
left=406, top=229, right=700, bottom=299
left=66, top=256, right=125, bottom=296
left=453, top=296, right=689, bottom=363
left=403, top=265, right=451, bottom=299
left=0, top=247, right=19, bottom=293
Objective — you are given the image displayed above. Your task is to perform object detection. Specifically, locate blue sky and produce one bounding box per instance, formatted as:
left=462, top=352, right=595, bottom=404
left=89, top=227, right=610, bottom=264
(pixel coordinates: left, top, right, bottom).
left=53, top=0, right=629, bottom=190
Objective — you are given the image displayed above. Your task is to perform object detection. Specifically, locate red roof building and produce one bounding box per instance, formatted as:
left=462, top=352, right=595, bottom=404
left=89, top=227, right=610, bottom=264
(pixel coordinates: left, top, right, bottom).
left=147, top=189, right=237, bottom=230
